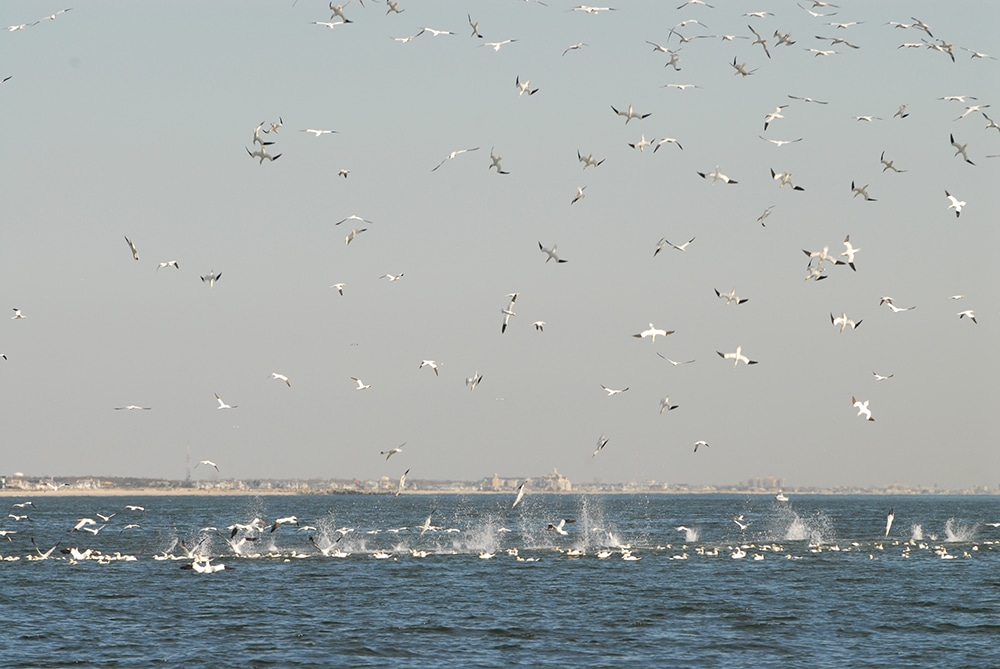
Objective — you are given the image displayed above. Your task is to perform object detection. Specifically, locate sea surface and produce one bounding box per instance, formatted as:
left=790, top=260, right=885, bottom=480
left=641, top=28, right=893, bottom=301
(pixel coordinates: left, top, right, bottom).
left=1, top=493, right=998, bottom=668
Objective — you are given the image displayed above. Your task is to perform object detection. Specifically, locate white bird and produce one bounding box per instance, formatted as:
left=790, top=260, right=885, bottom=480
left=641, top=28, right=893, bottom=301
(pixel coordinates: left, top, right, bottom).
left=733, top=515, right=750, bottom=530
left=571, top=186, right=587, bottom=204
left=156, top=260, right=179, bottom=271
left=851, top=181, right=876, bottom=201
left=512, top=481, right=526, bottom=508
left=840, top=235, right=860, bottom=271
left=380, top=273, right=404, bottom=282
left=573, top=5, right=616, bottom=13
left=124, top=235, right=139, bottom=261
left=385, top=0, right=403, bottom=14
left=663, top=237, right=696, bottom=251
left=653, top=137, right=683, bottom=152
left=532, top=321, right=545, bottom=332
left=196, top=460, right=220, bottom=472
left=269, top=372, right=291, bottom=387
left=562, top=42, right=588, bottom=56
left=351, top=377, right=372, bottom=390
left=311, top=20, right=348, bottom=29
left=246, top=145, right=281, bottom=164
left=601, top=385, right=629, bottom=396
left=301, top=128, right=337, bottom=137
left=656, top=353, right=695, bottom=366
left=200, top=270, right=222, bottom=287
left=611, top=103, right=651, bottom=125
left=418, top=27, right=454, bottom=37
left=633, top=323, right=674, bottom=341
left=945, top=190, right=965, bottom=217
left=336, top=214, right=373, bottom=226
left=747, top=25, right=772, bottom=59
left=396, top=469, right=409, bottom=496
left=547, top=518, right=575, bottom=535
left=770, top=168, right=805, bottom=191
left=879, top=151, right=906, bottom=173
left=873, top=372, right=894, bottom=381
left=215, top=393, right=238, bottom=409
left=788, top=94, right=829, bottom=105
left=851, top=396, right=874, bottom=421
left=950, top=134, right=974, bottom=165
left=466, top=371, right=483, bottom=391
left=593, top=434, right=610, bottom=457
left=345, top=228, right=367, bottom=245
left=337, top=169, right=351, bottom=178
left=756, top=205, right=776, bottom=226
left=715, top=288, right=748, bottom=305
left=759, top=136, right=803, bottom=147
left=659, top=397, right=678, bottom=414
left=831, top=312, right=862, bottom=332
left=432, top=147, right=479, bottom=171
left=885, top=508, right=894, bottom=537
left=480, top=39, right=516, bottom=52
left=662, top=83, right=700, bottom=92
left=697, top=166, right=737, bottom=184
left=330, top=283, right=346, bottom=296
left=515, top=76, right=538, bottom=96
left=854, top=115, right=881, bottom=122
left=488, top=147, right=509, bottom=175
left=957, top=310, right=977, bottom=324
left=468, top=14, right=482, bottom=38
left=628, top=135, right=655, bottom=152
left=717, top=346, right=757, bottom=367
left=381, top=443, right=405, bottom=460
left=730, top=57, right=758, bottom=77
left=539, top=242, right=568, bottom=263
left=419, top=360, right=440, bottom=376
left=693, top=440, right=709, bottom=453
left=115, top=405, right=151, bottom=411
left=577, top=150, right=605, bottom=169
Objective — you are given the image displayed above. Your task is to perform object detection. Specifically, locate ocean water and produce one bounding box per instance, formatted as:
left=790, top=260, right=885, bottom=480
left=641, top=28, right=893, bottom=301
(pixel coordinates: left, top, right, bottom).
left=1, top=494, right=998, bottom=668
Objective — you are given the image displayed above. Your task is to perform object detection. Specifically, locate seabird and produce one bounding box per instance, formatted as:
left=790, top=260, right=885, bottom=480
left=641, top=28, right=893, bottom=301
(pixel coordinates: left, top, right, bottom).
left=717, top=346, right=757, bottom=366
left=945, top=190, right=965, bottom=217
left=419, top=360, right=440, bottom=375
left=593, top=434, right=609, bottom=457
left=601, top=385, right=629, bottom=396
left=269, top=372, right=291, bottom=387
left=124, top=235, right=139, bottom=261
left=633, top=323, right=674, bottom=341
left=659, top=397, right=678, bottom=413
left=395, top=469, right=410, bottom=496
left=547, top=518, right=576, bottom=535
left=195, top=460, right=220, bottom=472
left=611, top=103, right=651, bottom=125
left=539, top=242, right=568, bottom=263
left=351, top=377, right=372, bottom=390
left=851, top=396, right=874, bottom=421
left=215, top=393, right=238, bottom=409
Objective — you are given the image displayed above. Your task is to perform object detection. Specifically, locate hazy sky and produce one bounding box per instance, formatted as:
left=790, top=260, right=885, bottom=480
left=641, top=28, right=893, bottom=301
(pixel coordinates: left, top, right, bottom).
left=1, top=1, right=997, bottom=489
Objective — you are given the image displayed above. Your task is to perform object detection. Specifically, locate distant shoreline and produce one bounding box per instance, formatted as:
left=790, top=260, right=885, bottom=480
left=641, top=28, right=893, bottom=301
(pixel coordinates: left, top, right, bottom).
left=1, top=488, right=995, bottom=498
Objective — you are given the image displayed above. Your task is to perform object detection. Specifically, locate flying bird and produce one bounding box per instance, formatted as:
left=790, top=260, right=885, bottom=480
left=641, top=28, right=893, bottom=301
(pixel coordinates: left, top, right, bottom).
left=539, top=242, right=568, bottom=263
left=717, top=347, right=757, bottom=367
left=714, top=288, right=748, bottom=305
left=215, top=394, right=238, bottom=410
left=957, top=310, right=977, bottom=324
left=156, top=261, right=179, bottom=271
left=115, top=405, right=151, bottom=411
left=831, top=312, right=862, bottom=332
left=693, top=440, right=709, bottom=453
left=601, top=385, right=629, bottom=396
left=351, top=377, right=372, bottom=390
left=950, top=134, right=974, bottom=164
left=592, top=434, right=610, bottom=457
left=547, top=518, right=576, bottom=535
left=124, top=236, right=139, bottom=261
left=381, top=443, right=405, bottom=460
left=851, top=396, right=874, bottom=421
left=466, top=371, right=483, bottom=391
left=200, top=270, right=222, bottom=287
left=269, top=372, right=291, bottom=387
left=945, top=190, right=965, bottom=217
left=196, top=460, right=220, bottom=472
left=611, top=103, right=651, bottom=124
left=515, top=76, right=539, bottom=96
left=659, top=397, right=679, bottom=414
left=395, top=469, right=410, bottom=496
left=633, top=323, right=674, bottom=341
left=419, top=360, right=440, bottom=375
left=431, top=147, right=479, bottom=172
left=885, top=508, right=894, bottom=537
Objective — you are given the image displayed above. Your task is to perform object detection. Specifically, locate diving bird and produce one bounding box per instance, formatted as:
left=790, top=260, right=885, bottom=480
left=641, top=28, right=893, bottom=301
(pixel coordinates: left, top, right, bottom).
left=246, top=146, right=281, bottom=164
left=124, top=236, right=139, bottom=261
left=851, top=181, right=876, bottom=201
left=269, top=372, right=291, bottom=387
left=697, top=167, right=737, bottom=184
left=200, top=270, right=222, bottom=287
left=547, top=518, right=575, bottom=535
left=468, top=14, right=482, bottom=38
left=885, top=508, right=895, bottom=537
left=577, top=150, right=604, bottom=169
left=851, top=396, right=874, bottom=421
left=715, top=288, right=748, bottom=305
left=515, top=76, right=538, bottom=96
left=215, top=394, right=238, bottom=410
left=571, top=186, right=587, bottom=204
left=593, top=434, right=609, bottom=457
left=730, top=57, right=758, bottom=77
left=345, top=228, right=367, bottom=245
left=659, top=397, right=679, bottom=414
left=395, top=469, right=409, bottom=496
left=950, top=134, right=974, bottom=164
left=945, top=190, right=965, bottom=217
left=880, top=151, right=906, bottom=173
left=539, top=242, right=568, bottom=263
left=840, top=236, right=860, bottom=271
left=466, top=371, right=483, bottom=391
left=633, top=323, right=674, bottom=341
left=488, top=147, right=509, bottom=174
left=717, top=347, right=757, bottom=367
left=770, top=168, right=805, bottom=191
left=381, top=443, right=405, bottom=460
left=831, top=312, right=862, bottom=332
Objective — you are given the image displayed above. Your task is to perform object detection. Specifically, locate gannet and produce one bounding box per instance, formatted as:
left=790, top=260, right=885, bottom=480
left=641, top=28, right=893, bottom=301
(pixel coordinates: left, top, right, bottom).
left=351, top=377, right=372, bottom=390
left=539, top=242, right=568, bottom=263
left=611, top=103, right=651, bottom=124
left=945, top=190, right=965, bottom=217
left=851, top=396, right=874, bottom=421
left=717, top=346, right=757, bottom=366
left=419, top=360, right=439, bottom=375
left=269, top=372, right=291, bottom=387
left=633, top=323, right=674, bottom=341
left=593, top=434, right=609, bottom=457
left=124, top=235, right=139, bottom=261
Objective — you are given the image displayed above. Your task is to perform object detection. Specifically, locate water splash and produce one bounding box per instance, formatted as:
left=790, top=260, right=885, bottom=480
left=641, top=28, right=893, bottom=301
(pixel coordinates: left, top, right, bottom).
left=943, top=518, right=975, bottom=542
left=777, top=508, right=834, bottom=544
left=910, top=524, right=923, bottom=541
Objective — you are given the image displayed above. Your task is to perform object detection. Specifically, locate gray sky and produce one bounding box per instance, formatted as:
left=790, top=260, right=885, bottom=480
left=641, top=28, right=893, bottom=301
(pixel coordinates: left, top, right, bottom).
left=1, top=1, right=997, bottom=489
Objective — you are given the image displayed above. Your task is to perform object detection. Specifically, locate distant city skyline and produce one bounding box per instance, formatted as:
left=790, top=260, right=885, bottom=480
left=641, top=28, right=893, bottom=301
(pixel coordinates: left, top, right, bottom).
left=0, top=1, right=996, bottom=489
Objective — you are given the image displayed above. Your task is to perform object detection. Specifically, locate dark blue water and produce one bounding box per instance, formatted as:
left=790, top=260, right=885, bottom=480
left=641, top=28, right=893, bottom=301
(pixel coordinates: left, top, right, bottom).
left=1, top=494, right=998, bottom=667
